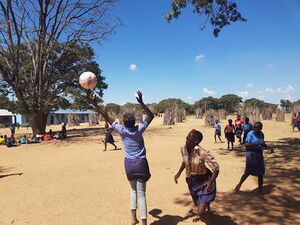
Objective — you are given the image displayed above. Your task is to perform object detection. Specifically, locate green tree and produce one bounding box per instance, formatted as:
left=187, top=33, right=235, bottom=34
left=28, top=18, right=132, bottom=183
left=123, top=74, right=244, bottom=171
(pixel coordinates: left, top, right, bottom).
left=280, top=99, right=293, bottom=111
left=155, top=98, right=192, bottom=114
left=0, top=0, right=119, bottom=134
left=243, top=98, right=266, bottom=109
left=194, top=96, right=219, bottom=111
left=219, top=94, right=242, bottom=113
left=166, top=0, right=246, bottom=37
left=105, top=103, right=121, bottom=114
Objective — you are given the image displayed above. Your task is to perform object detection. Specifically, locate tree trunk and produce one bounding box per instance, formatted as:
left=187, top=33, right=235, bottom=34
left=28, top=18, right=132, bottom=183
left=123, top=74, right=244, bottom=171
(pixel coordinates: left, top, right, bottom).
left=26, top=112, right=49, bottom=135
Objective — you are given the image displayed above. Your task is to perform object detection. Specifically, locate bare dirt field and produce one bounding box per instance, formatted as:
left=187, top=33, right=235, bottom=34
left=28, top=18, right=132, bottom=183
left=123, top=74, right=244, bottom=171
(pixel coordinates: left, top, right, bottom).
left=0, top=116, right=299, bottom=225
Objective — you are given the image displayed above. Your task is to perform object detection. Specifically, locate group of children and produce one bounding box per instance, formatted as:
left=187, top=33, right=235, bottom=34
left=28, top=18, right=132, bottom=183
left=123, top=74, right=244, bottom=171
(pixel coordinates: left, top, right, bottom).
left=92, top=91, right=273, bottom=224
left=214, top=115, right=254, bottom=150
left=0, top=122, right=68, bottom=148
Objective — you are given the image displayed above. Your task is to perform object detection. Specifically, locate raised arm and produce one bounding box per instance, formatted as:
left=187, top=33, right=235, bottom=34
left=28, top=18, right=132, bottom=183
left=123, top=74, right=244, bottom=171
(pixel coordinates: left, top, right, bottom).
left=136, top=90, right=154, bottom=124
left=90, top=93, right=115, bottom=125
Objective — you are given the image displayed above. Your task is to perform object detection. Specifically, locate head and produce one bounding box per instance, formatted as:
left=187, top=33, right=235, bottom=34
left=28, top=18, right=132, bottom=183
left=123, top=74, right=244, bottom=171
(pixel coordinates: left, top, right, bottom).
left=123, top=113, right=136, bottom=128
left=0, top=135, right=3, bottom=138
left=61, top=122, right=65, bottom=126
left=253, top=122, right=263, bottom=133
left=228, top=119, right=233, bottom=125
left=49, top=129, right=52, bottom=132
left=23, top=135, right=26, bottom=138
left=186, top=129, right=203, bottom=148
left=294, top=113, right=297, bottom=116
left=237, top=114, right=241, bottom=120
left=298, top=112, right=300, bottom=116
left=215, top=119, right=219, bottom=124
left=245, top=117, right=249, bottom=123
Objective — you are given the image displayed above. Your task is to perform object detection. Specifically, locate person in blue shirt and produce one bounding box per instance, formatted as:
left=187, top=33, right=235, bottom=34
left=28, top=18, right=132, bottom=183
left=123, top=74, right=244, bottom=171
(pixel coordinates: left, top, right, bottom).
left=213, top=120, right=224, bottom=143
left=242, top=117, right=253, bottom=144
left=91, top=90, right=154, bottom=225
left=235, top=122, right=273, bottom=194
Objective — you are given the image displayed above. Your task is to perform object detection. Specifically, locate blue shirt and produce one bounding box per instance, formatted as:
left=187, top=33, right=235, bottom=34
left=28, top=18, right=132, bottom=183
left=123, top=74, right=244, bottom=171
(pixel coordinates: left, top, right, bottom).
left=245, top=130, right=264, bottom=153
left=242, top=123, right=253, bottom=132
left=214, top=123, right=221, bottom=131
left=112, top=120, right=149, bottom=159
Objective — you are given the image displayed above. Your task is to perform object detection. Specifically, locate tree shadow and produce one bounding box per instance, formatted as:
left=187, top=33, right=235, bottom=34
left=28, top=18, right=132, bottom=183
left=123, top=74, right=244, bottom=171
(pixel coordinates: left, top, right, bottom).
left=0, top=173, right=23, bottom=179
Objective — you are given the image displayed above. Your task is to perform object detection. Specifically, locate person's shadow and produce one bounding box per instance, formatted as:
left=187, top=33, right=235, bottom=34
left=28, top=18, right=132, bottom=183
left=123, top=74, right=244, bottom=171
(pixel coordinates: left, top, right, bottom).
left=149, top=208, right=238, bottom=225
left=149, top=208, right=196, bottom=225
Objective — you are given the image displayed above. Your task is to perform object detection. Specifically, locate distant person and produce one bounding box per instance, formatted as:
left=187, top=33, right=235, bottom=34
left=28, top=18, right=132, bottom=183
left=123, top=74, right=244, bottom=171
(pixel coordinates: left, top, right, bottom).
left=213, top=120, right=224, bottom=143
left=242, top=117, right=253, bottom=144
left=0, top=135, right=5, bottom=145
left=102, top=122, right=117, bottom=151
left=235, top=115, right=244, bottom=144
left=224, top=119, right=235, bottom=150
left=59, top=122, right=67, bottom=140
left=30, top=135, right=41, bottom=143
left=9, top=124, right=15, bottom=138
left=174, top=129, right=219, bottom=221
left=291, top=113, right=300, bottom=132
left=25, top=121, right=30, bottom=130
left=20, top=135, right=28, bottom=144
left=298, top=112, right=300, bottom=131
left=48, top=129, right=54, bottom=138
left=91, top=90, right=154, bottom=225
left=235, top=122, right=273, bottom=194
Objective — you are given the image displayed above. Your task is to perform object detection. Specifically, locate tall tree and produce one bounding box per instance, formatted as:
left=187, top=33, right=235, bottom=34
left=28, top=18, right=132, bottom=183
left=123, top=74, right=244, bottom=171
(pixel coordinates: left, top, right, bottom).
left=219, top=94, right=242, bottom=113
left=0, top=0, right=120, bottom=134
left=166, top=0, right=246, bottom=37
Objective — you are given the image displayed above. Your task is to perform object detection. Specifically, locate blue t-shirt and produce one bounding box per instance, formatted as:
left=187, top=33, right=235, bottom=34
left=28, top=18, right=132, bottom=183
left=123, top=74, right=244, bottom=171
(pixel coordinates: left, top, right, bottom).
left=112, top=120, right=149, bottom=159
left=245, top=130, right=264, bottom=153
left=214, top=123, right=221, bottom=131
left=242, top=123, right=253, bottom=132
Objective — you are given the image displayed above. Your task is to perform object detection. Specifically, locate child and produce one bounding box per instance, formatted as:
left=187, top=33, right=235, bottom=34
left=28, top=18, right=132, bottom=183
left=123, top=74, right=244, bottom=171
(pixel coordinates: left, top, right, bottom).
left=224, top=119, right=235, bottom=150
left=20, top=135, right=28, bottom=144
left=235, top=115, right=244, bottom=144
left=235, top=122, right=273, bottom=194
left=174, top=129, right=219, bottom=221
left=242, top=117, right=253, bottom=144
left=91, top=90, right=154, bottom=225
left=291, top=113, right=299, bottom=132
left=213, top=120, right=224, bottom=143
left=102, top=122, right=117, bottom=151
left=0, top=135, right=4, bottom=145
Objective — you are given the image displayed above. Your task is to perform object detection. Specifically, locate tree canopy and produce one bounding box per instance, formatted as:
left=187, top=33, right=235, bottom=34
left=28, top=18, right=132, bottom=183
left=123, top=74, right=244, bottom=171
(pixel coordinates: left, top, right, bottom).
left=166, top=0, right=246, bottom=37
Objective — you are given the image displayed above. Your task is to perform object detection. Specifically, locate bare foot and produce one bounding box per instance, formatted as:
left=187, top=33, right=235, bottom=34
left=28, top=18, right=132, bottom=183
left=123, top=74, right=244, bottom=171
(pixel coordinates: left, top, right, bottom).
left=131, top=219, right=139, bottom=225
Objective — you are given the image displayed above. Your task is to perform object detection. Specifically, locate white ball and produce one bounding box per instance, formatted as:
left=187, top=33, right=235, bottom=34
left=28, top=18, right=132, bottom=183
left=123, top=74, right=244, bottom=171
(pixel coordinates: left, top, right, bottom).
left=79, top=72, right=97, bottom=90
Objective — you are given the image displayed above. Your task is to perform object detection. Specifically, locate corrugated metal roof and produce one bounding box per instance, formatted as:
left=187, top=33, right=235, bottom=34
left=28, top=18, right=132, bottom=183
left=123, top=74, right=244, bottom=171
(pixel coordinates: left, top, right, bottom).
left=0, top=109, right=15, bottom=116
left=52, top=109, right=97, bottom=114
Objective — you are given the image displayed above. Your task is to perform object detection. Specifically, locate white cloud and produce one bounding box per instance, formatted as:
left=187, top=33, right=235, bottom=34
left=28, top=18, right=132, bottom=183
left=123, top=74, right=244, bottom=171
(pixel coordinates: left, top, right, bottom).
left=246, top=83, right=254, bottom=88
left=187, top=96, right=192, bottom=100
left=195, top=54, right=205, bottom=62
left=129, top=64, right=137, bottom=71
left=237, top=91, right=249, bottom=99
left=264, top=88, right=275, bottom=93
left=285, top=95, right=293, bottom=100
left=202, top=88, right=216, bottom=96
left=277, top=85, right=295, bottom=93
left=266, top=64, right=274, bottom=69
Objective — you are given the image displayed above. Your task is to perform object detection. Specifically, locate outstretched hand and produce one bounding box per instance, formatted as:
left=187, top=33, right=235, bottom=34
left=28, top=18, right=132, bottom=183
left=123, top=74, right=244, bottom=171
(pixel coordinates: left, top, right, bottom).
left=135, top=90, right=143, bottom=104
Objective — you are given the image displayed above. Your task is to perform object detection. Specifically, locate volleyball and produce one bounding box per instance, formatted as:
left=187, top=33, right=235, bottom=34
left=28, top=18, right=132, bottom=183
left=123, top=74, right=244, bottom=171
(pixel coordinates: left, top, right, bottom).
left=79, top=72, right=97, bottom=90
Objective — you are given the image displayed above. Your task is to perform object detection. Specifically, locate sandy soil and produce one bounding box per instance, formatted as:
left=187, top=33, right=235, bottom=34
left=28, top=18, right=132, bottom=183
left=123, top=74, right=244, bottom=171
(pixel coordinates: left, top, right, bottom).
left=0, top=116, right=299, bottom=225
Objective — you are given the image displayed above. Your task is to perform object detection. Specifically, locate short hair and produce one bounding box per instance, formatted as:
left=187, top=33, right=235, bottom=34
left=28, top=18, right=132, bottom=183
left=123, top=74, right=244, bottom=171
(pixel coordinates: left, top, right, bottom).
left=245, top=117, right=249, bottom=122
left=253, top=122, right=263, bottom=130
left=228, top=119, right=233, bottom=123
left=123, top=113, right=136, bottom=128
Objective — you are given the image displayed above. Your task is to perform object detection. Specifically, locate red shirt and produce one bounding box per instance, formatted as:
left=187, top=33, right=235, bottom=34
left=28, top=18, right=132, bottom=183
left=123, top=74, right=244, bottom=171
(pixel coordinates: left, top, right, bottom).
left=235, top=119, right=244, bottom=128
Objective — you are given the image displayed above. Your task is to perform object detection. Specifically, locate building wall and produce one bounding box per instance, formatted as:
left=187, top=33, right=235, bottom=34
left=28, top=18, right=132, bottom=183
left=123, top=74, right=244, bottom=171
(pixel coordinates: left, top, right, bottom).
left=0, top=116, right=13, bottom=127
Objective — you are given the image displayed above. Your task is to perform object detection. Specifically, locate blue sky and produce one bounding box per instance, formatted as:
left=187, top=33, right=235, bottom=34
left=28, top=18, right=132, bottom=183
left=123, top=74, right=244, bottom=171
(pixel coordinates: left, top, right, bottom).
left=94, top=0, right=300, bottom=105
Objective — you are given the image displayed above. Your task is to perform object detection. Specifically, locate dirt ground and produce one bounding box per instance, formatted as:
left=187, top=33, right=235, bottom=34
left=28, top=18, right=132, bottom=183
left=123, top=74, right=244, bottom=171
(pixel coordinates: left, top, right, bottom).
left=0, top=116, right=299, bottom=225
